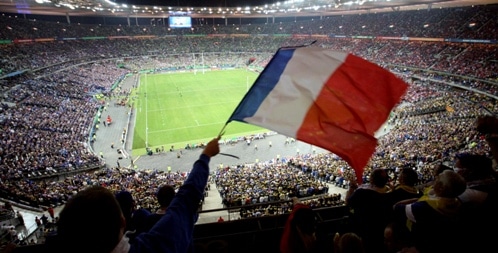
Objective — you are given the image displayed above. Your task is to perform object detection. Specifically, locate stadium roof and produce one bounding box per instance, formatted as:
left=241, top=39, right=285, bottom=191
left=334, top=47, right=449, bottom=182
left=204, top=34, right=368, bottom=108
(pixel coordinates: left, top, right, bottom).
left=0, top=0, right=497, bottom=19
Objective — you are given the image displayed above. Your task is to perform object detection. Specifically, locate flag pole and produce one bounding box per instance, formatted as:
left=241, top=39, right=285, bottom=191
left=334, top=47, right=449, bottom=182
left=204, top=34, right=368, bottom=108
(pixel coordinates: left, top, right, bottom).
left=216, top=123, right=239, bottom=159
left=218, top=123, right=228, bottom=138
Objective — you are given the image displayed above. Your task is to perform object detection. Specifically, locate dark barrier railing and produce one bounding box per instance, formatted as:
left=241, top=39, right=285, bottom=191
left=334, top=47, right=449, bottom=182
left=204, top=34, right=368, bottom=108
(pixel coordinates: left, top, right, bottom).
left=193, top=205, right=350, bottom=253
left=10, top=204, right=349, bottom=253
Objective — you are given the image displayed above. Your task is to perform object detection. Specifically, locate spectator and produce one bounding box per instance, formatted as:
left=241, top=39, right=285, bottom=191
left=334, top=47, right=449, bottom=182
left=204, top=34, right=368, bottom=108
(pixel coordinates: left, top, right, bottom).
left=1, top=224, right=15, bottom=233
left=9, top=227, right=18, bottom=242
left=455, top=153, right=498, bottom=252
left=455, top=153, right=497, bottom=206
left=115, top=190, right=138, bottom=232
left=40, top=214, right=49, bottom=226
left=34, top=217, right=41, bottom=227
left=383, top=167, right=422, bottom=253
left=47, top=206, right=55, bottom=220
left=386, top=168, right=422, bottom=207
left=385, top=165, right=450, bottom=253
left=476, top=115, right=498, bottom=169
left=280, top=197, right=317, bottom=253
left=135, top=185, right=176, bottom=235
left=45, top=136, right=220, bottom=253
left=416, top=164, right=454, bottom=193
left=393, top=170, right=467, bottom=253
left=346, top=168, right=391, bottom=253
left=383, top=221, right=412, bottom=253
left=333, top=232, right=365, bottom=253
left=16, top=211, right=24, bottom=226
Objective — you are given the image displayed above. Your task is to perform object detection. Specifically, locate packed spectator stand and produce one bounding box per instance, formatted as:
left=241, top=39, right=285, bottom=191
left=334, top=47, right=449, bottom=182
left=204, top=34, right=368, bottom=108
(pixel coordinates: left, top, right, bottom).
left=0, top=3, right=497, bottom=252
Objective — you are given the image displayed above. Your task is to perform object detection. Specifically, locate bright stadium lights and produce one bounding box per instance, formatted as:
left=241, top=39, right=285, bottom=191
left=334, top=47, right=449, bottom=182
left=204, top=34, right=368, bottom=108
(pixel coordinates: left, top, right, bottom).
left=105, top=0, right=118, bottom=6
left=15, top=0, right=465, bottom=17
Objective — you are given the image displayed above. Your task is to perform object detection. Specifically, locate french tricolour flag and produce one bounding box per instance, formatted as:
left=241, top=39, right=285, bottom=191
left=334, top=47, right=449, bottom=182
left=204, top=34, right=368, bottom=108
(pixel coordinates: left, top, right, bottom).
left=227, top=47, right=408, bottom=183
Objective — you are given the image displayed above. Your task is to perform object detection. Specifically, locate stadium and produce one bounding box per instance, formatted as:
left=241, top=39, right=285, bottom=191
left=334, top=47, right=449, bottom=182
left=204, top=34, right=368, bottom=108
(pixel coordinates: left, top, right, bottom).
left=0, top=0, right=497, bottom=252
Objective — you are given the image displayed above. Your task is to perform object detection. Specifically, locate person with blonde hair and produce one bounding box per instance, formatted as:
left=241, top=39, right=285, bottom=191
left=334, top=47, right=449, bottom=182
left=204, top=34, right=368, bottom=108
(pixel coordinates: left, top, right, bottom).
left=393, top=170, right=466, bottom=253
left=333, top=232, right=365, bottom=253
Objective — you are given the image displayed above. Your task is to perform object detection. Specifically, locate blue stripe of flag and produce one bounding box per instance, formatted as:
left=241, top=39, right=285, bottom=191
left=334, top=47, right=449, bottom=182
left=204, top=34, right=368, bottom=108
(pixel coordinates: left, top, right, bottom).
left=228, top=48, right=296, bottom=123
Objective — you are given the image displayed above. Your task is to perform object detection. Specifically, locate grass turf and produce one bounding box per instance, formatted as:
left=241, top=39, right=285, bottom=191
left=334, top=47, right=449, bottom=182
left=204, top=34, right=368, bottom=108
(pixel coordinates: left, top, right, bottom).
left=132, top=69, right=266, bottom=155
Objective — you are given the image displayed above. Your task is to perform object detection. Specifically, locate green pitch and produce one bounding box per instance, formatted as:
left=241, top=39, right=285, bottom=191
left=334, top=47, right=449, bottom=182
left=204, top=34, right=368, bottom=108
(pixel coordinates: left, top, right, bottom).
left=132, top=69, right=266, bottom=155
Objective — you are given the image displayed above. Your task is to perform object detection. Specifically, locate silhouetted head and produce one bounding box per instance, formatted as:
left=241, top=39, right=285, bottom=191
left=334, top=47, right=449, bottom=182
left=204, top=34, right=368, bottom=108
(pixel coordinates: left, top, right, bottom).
left=54, top=186, right=125, bottom=253
left=157, top=184, right=176, bottom=208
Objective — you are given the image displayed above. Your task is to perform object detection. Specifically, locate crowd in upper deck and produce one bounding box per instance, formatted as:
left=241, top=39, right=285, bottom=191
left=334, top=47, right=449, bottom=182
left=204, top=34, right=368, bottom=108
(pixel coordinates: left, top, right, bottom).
left=0, top=4, right=497, bottom=78
left=0, top=5, right=497, bottom=39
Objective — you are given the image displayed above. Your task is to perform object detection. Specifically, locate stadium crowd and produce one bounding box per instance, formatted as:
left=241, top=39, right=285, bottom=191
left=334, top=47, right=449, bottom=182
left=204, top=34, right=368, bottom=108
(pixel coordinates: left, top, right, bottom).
left=0, top=3, right=497, bottom=253
left=0, top=5, right=496, bottom=39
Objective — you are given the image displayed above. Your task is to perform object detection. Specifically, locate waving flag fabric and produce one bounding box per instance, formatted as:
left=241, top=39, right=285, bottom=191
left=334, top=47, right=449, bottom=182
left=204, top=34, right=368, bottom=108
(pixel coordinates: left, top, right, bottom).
left=227, top=47, right=408, bottom=183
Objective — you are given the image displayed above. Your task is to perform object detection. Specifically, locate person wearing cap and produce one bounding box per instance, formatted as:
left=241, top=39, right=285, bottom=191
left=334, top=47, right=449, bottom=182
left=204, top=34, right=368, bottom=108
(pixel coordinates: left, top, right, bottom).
left=45, top=136, right=220, bottom=253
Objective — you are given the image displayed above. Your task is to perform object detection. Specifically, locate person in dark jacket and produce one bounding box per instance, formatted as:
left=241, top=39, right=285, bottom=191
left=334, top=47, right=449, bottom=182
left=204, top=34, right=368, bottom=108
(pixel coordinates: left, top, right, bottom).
left=46, top=137, right=220, bottom=253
